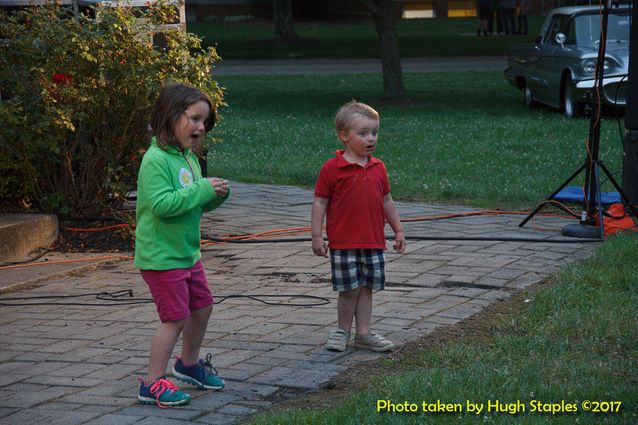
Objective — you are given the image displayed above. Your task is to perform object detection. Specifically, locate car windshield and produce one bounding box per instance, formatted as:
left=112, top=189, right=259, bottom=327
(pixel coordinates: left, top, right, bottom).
left=574, top=11, right=630, bottom=47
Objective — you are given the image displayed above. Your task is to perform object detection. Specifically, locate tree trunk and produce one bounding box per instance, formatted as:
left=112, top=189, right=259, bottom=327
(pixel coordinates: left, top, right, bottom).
left=72, top=0, right=80, bottom=22
left=273, top=0, right=297, bottom=41
left=357, top=0, right=405, bottom=101
left=433, top=0, right=449, bottom=18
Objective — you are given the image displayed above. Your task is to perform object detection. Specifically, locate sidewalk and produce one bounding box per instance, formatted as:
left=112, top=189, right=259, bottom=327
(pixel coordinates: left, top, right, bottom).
left=213, top=56, right=507, bottom=75
left=0, top=181, right=597, bottom=424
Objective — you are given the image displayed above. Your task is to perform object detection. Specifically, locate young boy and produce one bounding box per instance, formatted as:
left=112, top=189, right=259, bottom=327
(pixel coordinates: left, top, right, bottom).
left=311, top=100, right=406, bottom=352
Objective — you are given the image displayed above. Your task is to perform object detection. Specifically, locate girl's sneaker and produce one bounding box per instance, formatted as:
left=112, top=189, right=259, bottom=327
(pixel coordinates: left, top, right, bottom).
left=138, top=377, right=191, bottom=408
left=172, top=354, right=225, bottom=390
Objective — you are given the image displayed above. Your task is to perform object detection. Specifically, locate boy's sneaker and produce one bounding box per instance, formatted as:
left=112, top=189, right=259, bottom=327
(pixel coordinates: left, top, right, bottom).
left=354, top=332, right=395, bottom=352
left=325, top=328, right=350, bottom=352
left=138, top=377, right=191, bottom=408
left=171, top=354, right=225, bottom=390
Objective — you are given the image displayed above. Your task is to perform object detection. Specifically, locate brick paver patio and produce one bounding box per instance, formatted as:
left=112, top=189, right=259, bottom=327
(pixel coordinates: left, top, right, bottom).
left=0, top=181, right=597, bottom=424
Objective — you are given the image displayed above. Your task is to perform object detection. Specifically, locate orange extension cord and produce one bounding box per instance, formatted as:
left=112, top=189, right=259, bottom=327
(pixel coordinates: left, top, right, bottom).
left=0, top=205, right=585, bottom=271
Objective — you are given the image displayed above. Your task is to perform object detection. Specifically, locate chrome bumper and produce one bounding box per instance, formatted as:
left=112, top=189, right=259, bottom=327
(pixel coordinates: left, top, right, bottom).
left=575, top=75, right=628, bottom=106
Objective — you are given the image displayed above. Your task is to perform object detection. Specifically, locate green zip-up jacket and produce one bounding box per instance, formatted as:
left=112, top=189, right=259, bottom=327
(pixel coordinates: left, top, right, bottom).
left=134, top=138, right=228, bottom=270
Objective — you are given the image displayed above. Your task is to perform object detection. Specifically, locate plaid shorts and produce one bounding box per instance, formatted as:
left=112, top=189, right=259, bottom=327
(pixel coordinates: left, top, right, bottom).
left=330, top=249, right=385, bottom=292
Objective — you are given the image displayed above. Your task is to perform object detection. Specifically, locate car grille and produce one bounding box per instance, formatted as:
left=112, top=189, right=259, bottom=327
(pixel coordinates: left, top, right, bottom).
left=603, top=81, right=627, bottom=105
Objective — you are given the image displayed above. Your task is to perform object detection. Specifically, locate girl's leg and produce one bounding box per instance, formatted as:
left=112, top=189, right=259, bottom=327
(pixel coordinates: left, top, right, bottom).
left=354, top=286, right=373, bottom=336
left=146, top=318, right=187, bottom=382
left=337, top=287, right=360, bottom=332
left=180, top=304, right=213, bottom=365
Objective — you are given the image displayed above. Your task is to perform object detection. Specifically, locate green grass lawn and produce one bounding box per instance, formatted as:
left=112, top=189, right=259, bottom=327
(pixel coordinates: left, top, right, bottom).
left=188, top=16, right=545, bottom=60
left=208, top=71, right=626, bottom=210
left=246, top=233, right=637, bottom=424
left=207, top=71, right=636, bottom=424
left=194, top=12, right=636, bottom=424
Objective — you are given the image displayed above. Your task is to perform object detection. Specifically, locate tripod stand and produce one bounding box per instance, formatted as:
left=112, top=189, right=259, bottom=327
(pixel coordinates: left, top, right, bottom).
left=519, top=0, right=638, bottom=239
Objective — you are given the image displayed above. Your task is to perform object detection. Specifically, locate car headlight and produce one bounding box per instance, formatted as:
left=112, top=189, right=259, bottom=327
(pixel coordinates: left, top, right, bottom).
left=603, top=59, right=614, bottom=72
left=582, top=58, right=613, bottom=73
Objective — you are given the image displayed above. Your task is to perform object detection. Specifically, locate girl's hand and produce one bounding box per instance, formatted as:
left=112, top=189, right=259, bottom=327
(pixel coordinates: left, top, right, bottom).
left=208, top=177, right=229, bottom=197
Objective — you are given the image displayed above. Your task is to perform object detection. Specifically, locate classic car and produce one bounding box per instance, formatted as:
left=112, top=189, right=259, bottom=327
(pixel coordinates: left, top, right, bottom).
left=504, top=4, right=630, bottom=118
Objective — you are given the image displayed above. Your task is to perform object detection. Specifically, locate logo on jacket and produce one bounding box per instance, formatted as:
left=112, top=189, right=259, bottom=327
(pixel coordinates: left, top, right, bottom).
left=179, top=168, right=193, bottom=187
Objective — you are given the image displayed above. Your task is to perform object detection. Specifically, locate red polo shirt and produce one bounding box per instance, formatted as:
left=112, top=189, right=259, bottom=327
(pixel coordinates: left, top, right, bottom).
left=314, top=150, right=390, bottom=249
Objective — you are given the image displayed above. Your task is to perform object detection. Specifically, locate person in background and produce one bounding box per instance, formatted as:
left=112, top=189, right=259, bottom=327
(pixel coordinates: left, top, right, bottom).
left=500, top=0, right=517, bottom=35
left=517, top=0, right=529, bottom=35
left=488, top=0, right=503, bottom=35
left=477, top=0, right=490, bottom=36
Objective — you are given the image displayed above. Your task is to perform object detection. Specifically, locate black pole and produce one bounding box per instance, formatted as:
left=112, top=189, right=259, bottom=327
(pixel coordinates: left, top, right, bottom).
left=623, top=1, right=638, bottom=209
left=581, top=0, right=610, bottom=226
left=522, top=2, right=637, bottom=236
left=199, top=148, right=208, bottom=178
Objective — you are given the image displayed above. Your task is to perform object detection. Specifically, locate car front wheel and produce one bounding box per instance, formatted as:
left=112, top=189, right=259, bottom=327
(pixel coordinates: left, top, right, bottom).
left=562, top=76, right=584, bottom=118
left=523, top=81, right=534, bottom=108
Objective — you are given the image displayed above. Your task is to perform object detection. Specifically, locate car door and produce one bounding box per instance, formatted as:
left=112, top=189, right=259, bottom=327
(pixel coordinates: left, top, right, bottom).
left=532, top=14, right=569, bottom=106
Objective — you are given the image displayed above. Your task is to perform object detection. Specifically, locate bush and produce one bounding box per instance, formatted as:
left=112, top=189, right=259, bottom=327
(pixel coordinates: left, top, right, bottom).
left=0, top=1, right=223, bottom=216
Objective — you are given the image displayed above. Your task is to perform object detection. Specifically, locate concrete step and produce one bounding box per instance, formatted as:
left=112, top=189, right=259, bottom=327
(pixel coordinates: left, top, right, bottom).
left=0, top=213, right=58, bottom=263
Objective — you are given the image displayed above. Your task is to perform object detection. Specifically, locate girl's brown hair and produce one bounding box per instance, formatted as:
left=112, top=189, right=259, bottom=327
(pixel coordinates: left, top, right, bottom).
left=149, top=83, right=216, bottom=148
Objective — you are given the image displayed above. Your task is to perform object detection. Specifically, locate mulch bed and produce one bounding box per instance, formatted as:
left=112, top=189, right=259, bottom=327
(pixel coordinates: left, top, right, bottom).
left=56, top=215, right=135, bottom=253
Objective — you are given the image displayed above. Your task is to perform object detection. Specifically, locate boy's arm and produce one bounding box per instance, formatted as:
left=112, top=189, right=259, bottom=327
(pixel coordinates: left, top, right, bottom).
left=383, top=193, right=406, bottom=253
left=311, top=196, right=329, bottom=257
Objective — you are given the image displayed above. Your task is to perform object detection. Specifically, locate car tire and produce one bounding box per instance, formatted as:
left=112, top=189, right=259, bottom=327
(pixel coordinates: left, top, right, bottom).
left=523, top=81, right=534, bottom=108
left=561, top=76, right=584, bottom=118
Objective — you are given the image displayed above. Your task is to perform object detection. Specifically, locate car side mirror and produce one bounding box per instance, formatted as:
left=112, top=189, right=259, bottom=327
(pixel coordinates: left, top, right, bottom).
left=555, top=33, right=566, bottom=47
left=535, top=35, right=542, bottom=45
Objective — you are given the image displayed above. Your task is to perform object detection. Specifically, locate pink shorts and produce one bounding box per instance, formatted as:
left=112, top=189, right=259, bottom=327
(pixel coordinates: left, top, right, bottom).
left=140, top=261, right=213, bottom=322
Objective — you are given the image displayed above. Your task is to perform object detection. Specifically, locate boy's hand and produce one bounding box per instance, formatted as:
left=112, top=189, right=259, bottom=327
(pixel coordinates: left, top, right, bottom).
left=393, top=231, right=406, bottom=253
left=208, top=177, right=229, bottom=198
left=312, top=236, right=329, bottom=257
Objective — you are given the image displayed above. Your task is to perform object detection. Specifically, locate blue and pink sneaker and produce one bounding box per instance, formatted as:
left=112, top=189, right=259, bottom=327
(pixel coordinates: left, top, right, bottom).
left=138, top=377, right=191, bottom=408
left=171, top=353, right=225, bottom=390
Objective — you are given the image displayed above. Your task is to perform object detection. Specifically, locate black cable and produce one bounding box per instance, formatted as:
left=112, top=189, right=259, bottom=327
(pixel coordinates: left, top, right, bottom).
left=214, top=294, right=330, bottom=307
left=0, top=247, right=52, bottom=267
left=404, top=235, right=600, bottom=243
left=0, top=290, right=330, bottom=307
left=201, top=235, right=602, bottom=246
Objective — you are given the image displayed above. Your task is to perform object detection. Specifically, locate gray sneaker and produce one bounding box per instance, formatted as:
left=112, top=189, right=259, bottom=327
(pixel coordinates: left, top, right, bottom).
left=326, top=328, right=350, bottom=352
left=354, top=332, right=394, bottom=352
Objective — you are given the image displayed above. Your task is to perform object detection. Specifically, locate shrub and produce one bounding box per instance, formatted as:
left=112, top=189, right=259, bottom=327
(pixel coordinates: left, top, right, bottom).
left=0, top=1, right=223, bottom=216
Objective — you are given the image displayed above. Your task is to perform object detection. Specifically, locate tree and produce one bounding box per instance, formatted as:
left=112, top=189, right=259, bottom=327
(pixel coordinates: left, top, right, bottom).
left=0, top=2, right=223, bottom=215
left=433, top=0, right=449, bottom=18
left=356, top=0, right=405, bottom=100
left=273, top=0, right=297, bottom=41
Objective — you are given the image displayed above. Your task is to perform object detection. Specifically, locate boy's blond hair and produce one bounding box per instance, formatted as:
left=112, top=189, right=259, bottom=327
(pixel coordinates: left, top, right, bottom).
left=335, top=101, right=379, bottom=133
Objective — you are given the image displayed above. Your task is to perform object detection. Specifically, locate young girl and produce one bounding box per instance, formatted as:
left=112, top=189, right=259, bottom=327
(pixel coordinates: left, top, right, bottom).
left=135, top=83, right=229, bottom=407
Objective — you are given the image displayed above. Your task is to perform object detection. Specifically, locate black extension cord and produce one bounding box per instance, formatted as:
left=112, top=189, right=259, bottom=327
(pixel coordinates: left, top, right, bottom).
left=201, top=235, right=602, bottom=247
left=0, top=290, right=330, bottom=307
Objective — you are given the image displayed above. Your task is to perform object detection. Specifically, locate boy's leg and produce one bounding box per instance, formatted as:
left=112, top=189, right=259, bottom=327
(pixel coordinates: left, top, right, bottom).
left=337, top=286, right=360, bottom=332
left=180, top=304, right=213, bottom=365
left=354, top=286, right=372, bottom=336
left=147, top=318, right=187, bottom=382
left=325, top=288, right=358, bottom=351
left=353, top=249, right=394, bottom=352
